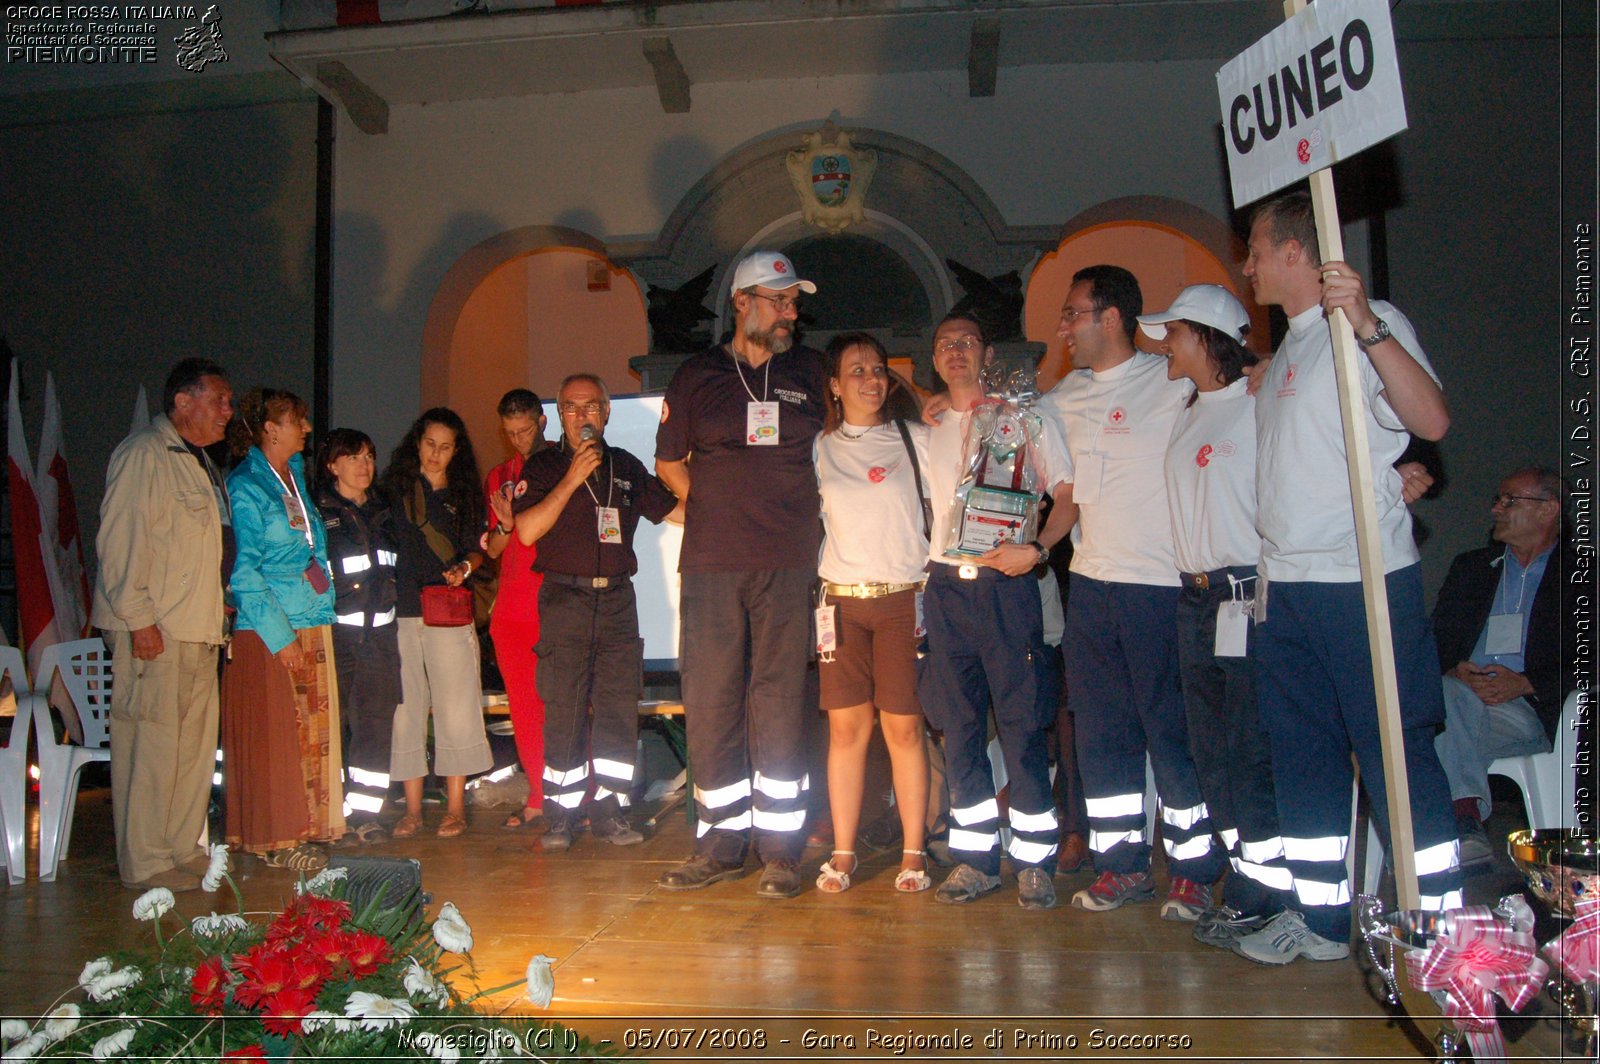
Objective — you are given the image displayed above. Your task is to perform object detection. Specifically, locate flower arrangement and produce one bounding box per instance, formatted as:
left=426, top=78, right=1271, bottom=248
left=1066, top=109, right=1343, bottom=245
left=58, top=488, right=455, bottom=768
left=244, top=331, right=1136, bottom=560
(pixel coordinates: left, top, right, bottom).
left=0, top=848, right=606, bottom=1061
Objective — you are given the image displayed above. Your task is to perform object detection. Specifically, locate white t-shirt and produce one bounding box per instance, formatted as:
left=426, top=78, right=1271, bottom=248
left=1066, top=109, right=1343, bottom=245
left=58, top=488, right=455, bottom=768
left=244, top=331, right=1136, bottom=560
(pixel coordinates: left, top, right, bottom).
left=1255, top=300, right=1439, bottom=582
left=814, top=421, right=931, bottom=585
left=1164, top=378, right=1260, bottom=574
left=1040, top=351, right=1190, bottom=586
left=925, top=403, right=1073, bottom=569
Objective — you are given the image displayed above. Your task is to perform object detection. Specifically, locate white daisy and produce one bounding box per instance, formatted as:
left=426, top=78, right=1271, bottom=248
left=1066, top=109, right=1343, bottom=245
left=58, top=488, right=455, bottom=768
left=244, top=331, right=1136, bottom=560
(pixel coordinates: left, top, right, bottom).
left=91, top=1027, right=135, bottom=1060
left=131, top=887, right=175, bottom=922
left=200, top=844, right=230, bottom=892
left=430, top=902, right=473, bottom=954
left=524, top=954, right=556, bottom=1009
left=343, top=991, right=416, bottom=1031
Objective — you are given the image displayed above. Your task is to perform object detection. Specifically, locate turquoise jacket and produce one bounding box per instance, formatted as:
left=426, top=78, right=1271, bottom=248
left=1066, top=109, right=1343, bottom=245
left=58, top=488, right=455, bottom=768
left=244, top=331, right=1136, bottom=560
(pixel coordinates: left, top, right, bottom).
left=227, top=447, right=336, bottom=653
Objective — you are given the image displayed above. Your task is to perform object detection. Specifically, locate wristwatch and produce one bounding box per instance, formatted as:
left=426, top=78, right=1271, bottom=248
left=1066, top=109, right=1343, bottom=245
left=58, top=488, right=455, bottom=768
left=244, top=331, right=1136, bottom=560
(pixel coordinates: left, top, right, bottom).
left=1029, top=541, right=1050, bottom=565
left=1356, top=318, right=1391, bottom=348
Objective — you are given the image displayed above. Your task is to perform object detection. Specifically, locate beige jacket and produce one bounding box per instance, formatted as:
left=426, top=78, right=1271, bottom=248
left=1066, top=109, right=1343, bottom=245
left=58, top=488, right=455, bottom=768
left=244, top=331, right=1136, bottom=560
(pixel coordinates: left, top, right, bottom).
left=91, top=415, right=226, bottom=645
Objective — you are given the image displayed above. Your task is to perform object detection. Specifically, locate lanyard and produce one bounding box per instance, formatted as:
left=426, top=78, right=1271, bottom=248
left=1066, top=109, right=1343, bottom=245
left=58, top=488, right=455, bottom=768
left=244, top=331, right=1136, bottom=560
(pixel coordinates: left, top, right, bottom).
left=730, top=348, right=772, bottom=402
left=1494, top=549, right=1532, bottom=615
left=268, top=461, right=315, bottom=549
left=582, top=453, right=615, bottom=509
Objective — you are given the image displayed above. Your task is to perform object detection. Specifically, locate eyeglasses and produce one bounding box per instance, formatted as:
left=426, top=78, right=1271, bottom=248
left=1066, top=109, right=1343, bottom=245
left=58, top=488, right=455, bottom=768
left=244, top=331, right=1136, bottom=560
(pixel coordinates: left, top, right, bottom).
left=747, top=291, right=801, bottom=313
left=934, top=336, right=982, bottom=354
left=1060, top=306, right=1100, bottom=325
left=559, top=402, right=605, bottom=417
left=1491, top=493, right=1553, bottom=508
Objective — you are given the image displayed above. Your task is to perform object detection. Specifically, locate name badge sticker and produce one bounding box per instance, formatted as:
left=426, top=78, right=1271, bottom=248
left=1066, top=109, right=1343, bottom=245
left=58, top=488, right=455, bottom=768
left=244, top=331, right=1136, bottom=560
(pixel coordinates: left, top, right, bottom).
left=814, top=603, right=837, bottom=659
left=747, top=401, right=780, bottom=446
left=1484, top=613, right=1524, bottom=657
left=281, top=492, right=307, bottom=531
left=1215, top=601, right=1250, bottom=657
left=596, top=506, right=622, bottom=544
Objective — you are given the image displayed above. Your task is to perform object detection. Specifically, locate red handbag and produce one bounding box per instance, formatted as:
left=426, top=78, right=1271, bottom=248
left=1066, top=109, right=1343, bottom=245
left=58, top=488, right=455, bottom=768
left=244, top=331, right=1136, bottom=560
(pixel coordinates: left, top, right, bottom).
left=420, top=585, right=473, bottom=627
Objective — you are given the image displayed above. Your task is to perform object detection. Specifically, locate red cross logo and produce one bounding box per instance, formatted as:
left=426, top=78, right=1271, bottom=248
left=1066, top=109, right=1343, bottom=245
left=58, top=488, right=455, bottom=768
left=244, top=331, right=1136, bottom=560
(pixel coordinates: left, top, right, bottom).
left=1195, top=444, right=1213, bottom=468
left=773, top=260, right=788, bottom=274
left=1297, top=138, right=1311, bottom=164
left=1109, top=407, right=1126, bottom=425
left=868, top=466, right=887, bottom=483
left=1285, top=365, right=1297, bottom=384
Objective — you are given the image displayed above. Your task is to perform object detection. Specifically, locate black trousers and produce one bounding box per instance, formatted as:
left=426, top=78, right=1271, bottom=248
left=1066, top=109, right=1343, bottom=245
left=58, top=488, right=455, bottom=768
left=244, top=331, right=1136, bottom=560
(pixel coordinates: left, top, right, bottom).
left=535, top=580, right=645, bottom=819
left=332, top=623, right=401, bottom=824
left=679, top=567, right=815, bottom=865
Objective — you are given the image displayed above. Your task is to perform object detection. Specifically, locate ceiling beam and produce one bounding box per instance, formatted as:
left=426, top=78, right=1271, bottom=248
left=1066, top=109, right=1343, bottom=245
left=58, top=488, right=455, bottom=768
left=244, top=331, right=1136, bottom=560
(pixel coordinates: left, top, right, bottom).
left=316, top=60, right=389, bottom=135
left=643, top=36, right=692, bottom=114
left=968, top=15, right=1000, bottom=97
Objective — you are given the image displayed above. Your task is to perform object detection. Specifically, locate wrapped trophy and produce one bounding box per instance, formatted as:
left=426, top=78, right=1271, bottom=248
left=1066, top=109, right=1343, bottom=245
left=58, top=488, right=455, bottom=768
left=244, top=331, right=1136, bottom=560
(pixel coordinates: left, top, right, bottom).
left=942, top=362, right=1048, bottom=559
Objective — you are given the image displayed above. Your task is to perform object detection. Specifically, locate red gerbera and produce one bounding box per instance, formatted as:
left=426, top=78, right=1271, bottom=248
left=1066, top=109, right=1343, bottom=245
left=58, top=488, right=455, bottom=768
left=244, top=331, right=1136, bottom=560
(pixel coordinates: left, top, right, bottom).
left=298, top=895, right=352, bottom=932
left=258, top=985, right=318, bottom=1037
left=223, top=1046, right=267, bottom=1059
left=343, top=930, right=392, bottom=979
left=302, top=929, right=350, bottom=972
left=190, top=956, right=229, bottom=1015
left=233, top=948, right=294, bottom=1009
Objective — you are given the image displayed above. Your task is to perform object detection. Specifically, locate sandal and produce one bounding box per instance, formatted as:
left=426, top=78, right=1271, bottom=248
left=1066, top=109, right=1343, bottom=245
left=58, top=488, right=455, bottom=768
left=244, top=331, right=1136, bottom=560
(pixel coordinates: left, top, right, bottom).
left=436, top=812, right=467, bottom=839
left=353, top=821, right=388, bottom=845
left=391, top=813, right=423, bottom=839
left=502, top=806, right=546, bottom=833
left=262, top=843, right=327, bottom=872
left=815, top=851, right=856, bottom=894
left=894, top=849, right=932, bottom=893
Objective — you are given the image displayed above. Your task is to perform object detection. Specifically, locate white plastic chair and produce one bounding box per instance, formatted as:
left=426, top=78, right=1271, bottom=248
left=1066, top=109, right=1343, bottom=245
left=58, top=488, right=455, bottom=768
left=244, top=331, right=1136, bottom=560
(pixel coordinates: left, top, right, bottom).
left=1489, top=690, right=1585, bottom=829
left=34, top=638, right=112, bottom=882
left=0, top=645, right=37, bottom=884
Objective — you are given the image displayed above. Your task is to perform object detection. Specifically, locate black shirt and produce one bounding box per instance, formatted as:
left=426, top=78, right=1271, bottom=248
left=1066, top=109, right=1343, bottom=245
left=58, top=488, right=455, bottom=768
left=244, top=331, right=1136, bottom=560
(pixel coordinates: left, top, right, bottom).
left=513, top=441, right=677, bottom=579
left=390, top=479, right=477, bottom=618
left=654, top=343, right=825, bottom=573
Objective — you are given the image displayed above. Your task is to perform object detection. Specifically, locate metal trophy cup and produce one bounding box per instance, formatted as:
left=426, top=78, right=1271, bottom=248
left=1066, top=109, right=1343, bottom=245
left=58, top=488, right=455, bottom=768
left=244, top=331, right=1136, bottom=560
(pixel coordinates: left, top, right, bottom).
left=1507, top=828, right=1600, bottom=1056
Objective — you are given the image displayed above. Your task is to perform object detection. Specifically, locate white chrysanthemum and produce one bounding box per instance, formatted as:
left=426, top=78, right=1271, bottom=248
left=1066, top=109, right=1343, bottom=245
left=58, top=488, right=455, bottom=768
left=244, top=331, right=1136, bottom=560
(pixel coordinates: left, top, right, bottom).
left=0, top=1020, right=28, bottom=1043
left=430, top=902, right=473, bottom=954
left=343, top=991, right=416, bottom=1031
left=42, top=1004, right=79, bottom=1042
left=300, top=1010, right=339, bottom=1033
left=2, top=1031, right=49, bottom=1060
left=131, top=887, right=175, bottom=922
left=191, top=912, right=250, bottom=938
left=414, top=1032, right=460, bottom=1063
left=77, top=958, right=113, bottom=988
left=201, top=844, right=230, bottom=892
left=296, top=865, right=348, bottom=897
left=401, top=958, right=450, bottom=1006
left=84, top=966, right=142, bottom=1002
left=524, top=954, right=556, bottom=1009
left=90, top=1027, right=135, bottom=1060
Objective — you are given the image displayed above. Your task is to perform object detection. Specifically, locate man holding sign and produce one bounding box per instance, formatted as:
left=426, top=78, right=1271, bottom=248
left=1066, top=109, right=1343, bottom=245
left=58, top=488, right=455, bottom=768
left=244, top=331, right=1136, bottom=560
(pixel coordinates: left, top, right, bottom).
left=1237, top=189, right=1461, bottom=965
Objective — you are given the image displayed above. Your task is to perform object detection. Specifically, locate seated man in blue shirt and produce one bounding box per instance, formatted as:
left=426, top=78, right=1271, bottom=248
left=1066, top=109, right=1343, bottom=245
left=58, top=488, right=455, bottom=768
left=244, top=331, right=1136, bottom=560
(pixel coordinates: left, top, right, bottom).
left=1432, top=467, right=1572, bottom=866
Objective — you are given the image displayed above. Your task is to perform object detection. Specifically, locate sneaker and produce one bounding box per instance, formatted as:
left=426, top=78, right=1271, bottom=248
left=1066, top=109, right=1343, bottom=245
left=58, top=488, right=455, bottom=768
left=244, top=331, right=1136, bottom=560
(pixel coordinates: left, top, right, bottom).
left=1159, top=877, right=1212, bottom=922
left=658, top=854, right=746, bottom=891
left=1457, top=815, right=1493, bottom=869
left=755, top=858, right=803, bottom=899
left=1191, top=905, right=1267, bottom=949
left=934, top=863, right=1002, bottom=905
left=539, top=818, right=576, bottom=852
left=590, top=815, right=644, bottom=846
left=1232, top=910, right=1351, bottom=965
left=1071, top=870, right=1155, bottom=912
left=1017, top=867, right=1057, bottom=910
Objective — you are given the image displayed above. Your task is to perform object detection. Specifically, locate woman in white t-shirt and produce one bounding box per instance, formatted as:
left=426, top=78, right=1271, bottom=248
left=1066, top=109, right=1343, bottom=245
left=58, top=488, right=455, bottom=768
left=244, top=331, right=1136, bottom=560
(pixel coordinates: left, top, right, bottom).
left=813, top=332, right=933, bottom=894
left=1140, top=285, right=1294, bottom=946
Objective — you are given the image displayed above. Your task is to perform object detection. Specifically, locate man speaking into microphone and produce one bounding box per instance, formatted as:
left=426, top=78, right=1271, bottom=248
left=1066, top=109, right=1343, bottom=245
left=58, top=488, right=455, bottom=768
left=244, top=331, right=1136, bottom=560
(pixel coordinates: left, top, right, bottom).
left=513, top=373, right=683, bottom=851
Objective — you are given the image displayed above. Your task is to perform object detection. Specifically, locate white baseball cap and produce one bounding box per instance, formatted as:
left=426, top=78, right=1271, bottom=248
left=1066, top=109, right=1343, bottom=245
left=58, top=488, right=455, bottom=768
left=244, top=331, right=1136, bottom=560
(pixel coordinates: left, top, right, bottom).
left=729, top=251, right=817, bottom=295
left=1137, top=284, right=1249, bottom=341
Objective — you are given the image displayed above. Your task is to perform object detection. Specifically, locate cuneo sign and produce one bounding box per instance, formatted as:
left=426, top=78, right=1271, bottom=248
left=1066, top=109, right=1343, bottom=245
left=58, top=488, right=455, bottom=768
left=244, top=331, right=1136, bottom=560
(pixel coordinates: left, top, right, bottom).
left=1215, top=0, right=1407, bottom=207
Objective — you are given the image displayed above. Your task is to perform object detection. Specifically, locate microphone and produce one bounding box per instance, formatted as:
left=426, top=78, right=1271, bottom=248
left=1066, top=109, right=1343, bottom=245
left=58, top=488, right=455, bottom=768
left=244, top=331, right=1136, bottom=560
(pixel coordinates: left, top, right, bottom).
left=579, top=425, right=597, bottom=442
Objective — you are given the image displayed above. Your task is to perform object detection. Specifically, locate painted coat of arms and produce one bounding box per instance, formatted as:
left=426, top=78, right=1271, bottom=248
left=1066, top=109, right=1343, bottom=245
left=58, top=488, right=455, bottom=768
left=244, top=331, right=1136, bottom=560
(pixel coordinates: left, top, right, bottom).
left=786, top=123, right=877, bottom=233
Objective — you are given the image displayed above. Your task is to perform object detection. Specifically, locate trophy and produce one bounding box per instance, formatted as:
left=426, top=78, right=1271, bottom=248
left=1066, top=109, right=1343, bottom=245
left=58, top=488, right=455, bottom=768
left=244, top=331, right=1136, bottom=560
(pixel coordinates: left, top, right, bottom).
left=1507, top=828, right=1600, bottom=1057
left=942, top=363, right=1046, bottom=559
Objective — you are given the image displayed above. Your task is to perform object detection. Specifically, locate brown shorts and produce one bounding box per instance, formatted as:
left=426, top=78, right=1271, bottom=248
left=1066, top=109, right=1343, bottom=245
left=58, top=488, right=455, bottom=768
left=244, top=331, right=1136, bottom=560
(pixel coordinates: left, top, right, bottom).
left=818, top=588, right=923, bottom=715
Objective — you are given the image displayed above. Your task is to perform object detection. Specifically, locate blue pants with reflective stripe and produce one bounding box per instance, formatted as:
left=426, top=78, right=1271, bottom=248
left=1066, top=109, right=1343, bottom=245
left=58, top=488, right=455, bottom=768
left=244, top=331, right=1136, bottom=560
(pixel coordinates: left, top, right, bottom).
left=918, top=565, right=1057, bottom=876
left=1253, top=565, right=1461, bottom=943
left=1066, top=576, right=1223, bottom=882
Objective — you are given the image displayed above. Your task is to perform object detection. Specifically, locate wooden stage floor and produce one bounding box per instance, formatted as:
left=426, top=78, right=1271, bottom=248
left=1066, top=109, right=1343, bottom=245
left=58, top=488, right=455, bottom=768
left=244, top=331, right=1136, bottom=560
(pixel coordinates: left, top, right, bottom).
left=0, top=785, right=1577, bottom=1061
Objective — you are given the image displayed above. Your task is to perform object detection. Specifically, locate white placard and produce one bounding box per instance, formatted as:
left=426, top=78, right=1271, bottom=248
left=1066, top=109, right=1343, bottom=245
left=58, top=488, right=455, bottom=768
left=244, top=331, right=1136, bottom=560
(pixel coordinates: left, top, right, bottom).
left=1216, top=0, right=1407, bottom=207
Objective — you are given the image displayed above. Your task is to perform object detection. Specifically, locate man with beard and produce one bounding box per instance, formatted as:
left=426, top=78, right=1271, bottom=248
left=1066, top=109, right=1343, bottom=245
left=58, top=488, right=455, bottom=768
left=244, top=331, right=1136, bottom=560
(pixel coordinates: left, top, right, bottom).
left=653, top=251, right=825, bottom=899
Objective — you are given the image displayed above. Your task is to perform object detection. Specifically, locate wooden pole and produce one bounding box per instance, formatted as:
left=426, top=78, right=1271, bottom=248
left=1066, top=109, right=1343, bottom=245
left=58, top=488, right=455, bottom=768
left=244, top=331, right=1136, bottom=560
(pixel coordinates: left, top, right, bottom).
left=1280, top=0, right=1421, bottom=913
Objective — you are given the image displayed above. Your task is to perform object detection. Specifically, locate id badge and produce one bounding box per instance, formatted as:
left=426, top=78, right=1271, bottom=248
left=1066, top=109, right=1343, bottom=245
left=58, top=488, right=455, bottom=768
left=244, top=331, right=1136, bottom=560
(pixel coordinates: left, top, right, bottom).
left=913, top=590, right=927, bottom=640
left=814, top=603, right=837, bottom=657
left=281, top=492, right=307, bottom=531
left=1485, top=613, right=1524, bottom=656
left=596, top=505, right=622, bottom=544
left=1215, top=601, right=1249, bottom=657
left=1072, top=452, right=1105, bottom=505
left=747, top=401, right=780, bottom=446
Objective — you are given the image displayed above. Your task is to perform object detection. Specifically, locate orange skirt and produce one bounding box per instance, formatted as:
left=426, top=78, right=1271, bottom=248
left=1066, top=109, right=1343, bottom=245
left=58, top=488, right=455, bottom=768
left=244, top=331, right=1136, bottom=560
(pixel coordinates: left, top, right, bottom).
left=221, top=626, right=346, bottom=854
